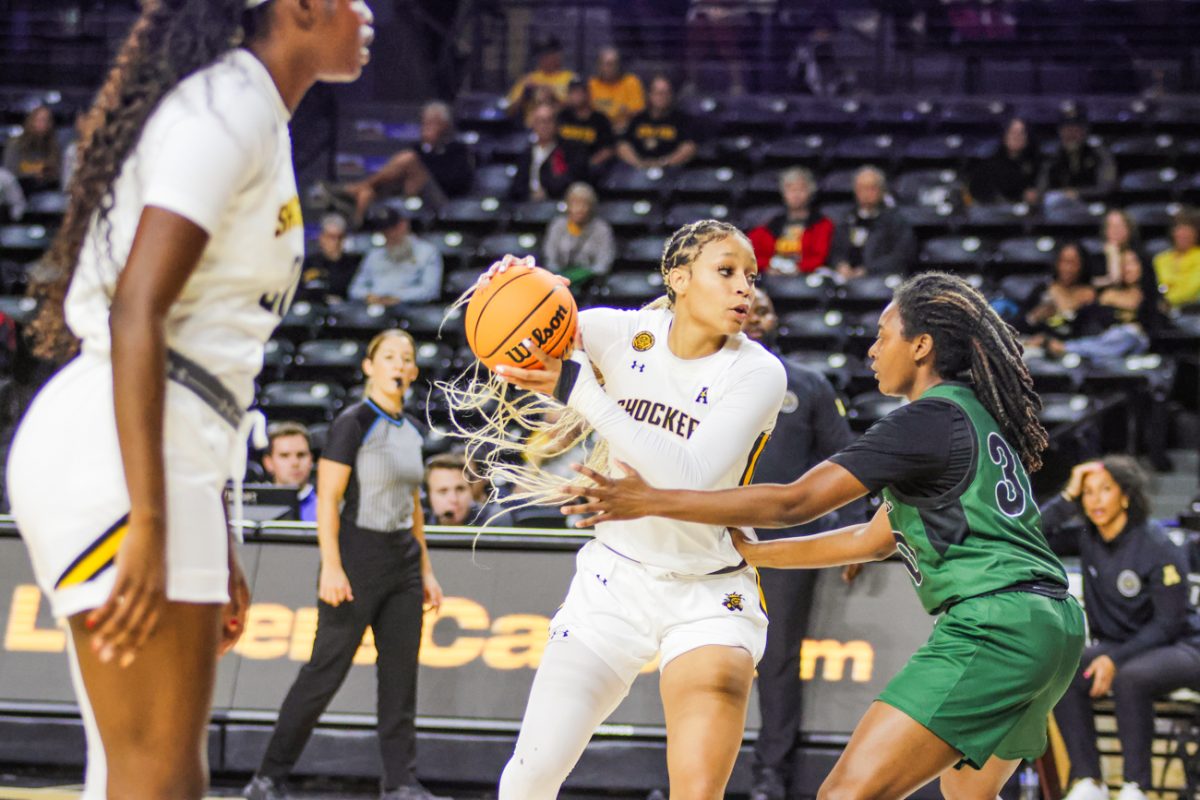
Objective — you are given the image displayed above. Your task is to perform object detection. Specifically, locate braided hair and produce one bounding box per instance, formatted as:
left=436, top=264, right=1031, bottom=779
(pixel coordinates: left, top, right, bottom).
left=647, top=218, right=753, bottom=309
left=893, top=271, right=1048, bottom=473
left=27, top=0, right=267, bottom=361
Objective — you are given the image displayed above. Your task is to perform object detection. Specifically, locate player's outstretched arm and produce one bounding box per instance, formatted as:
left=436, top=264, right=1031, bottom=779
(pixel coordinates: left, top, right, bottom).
left=728, top=506, right=896, bottom=569
left=562, top=459, right=868, bottom=529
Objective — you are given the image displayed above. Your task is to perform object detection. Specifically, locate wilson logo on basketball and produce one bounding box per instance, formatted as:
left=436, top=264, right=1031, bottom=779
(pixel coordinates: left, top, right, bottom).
left=504, top=303, right=571, bottom=364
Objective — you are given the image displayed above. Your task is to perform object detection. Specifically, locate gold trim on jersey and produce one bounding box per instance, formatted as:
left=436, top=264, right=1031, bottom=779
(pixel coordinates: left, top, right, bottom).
left=739, top=432, right=770, bottom=485
left=275, top=195, right=302, bottom=237
left=55, top=515, right=129, bottom=590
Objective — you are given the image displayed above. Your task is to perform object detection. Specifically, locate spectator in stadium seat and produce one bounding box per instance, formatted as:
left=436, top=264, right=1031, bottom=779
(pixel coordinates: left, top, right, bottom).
left=557, top=78, right=616, bottom=178
left=1096, top=209, right=1145, bottom=288
left=506, top=36, right=577, bottom=126
left=1024, top=241, right=1095, bottom=338
left=968, top=117, right=1040, bottom=206
left=588, top=46, right=645, bottom=134
left=510, top=103, right=589, bottom=202
left=263, top=421, right=317, bottom=522
left=349, top=206, right=443, bottom=306
left=3, top=104, right=61, bottom=194
left=542, top=182, right=615, bottom=285
left=747, top=166, right=835, bottom=275
left=423, top=452, right=513, bottom=527
left=1042, top=248, right=1157, bottom=360
left=1038, top=108, right=1116, bottom=202
left=1152, top=211, right=1200, bottom=308
left=344, top=101, right=474, bottom=218
left=1044, top=456, right=1200, bottom=800
left=616, top=75, right=697, bottom=170
left=299, top=213, right=358, bottom=301
left=828, top=166, right=917, bottom=279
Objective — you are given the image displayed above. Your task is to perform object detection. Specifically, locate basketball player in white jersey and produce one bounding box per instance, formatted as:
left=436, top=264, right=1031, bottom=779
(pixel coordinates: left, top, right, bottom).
left=5, top=1, right=373, bottom=796
left=473, top=220, right=786, bottom=799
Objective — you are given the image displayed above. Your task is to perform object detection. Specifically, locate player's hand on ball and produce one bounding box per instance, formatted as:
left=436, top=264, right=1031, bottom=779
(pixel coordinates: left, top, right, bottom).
left=85, top=513, right=168, bottom=668
left=494, top=338, right=562, bottom=396
left=561, top=460, right=656, bottom=527
left=477, top=254, right=570, bottom=289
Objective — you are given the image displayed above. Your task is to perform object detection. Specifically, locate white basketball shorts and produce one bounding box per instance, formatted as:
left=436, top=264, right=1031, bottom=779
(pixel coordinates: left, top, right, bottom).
left=6, top=351, right=236, bottom=618
left=548, top=539, right=769, bottom=683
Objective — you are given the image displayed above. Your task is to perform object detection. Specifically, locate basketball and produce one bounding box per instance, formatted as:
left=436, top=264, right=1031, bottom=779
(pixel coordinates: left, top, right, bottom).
left=464, top=263, right=578, bottom=372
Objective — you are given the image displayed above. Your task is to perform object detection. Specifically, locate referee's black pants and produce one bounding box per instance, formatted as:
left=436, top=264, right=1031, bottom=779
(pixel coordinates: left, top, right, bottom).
left=259, top=528, right=426, bottom=791
left=1053, top=641, right=1200, bottom=789
left=753, top=552, right=819, bottom=785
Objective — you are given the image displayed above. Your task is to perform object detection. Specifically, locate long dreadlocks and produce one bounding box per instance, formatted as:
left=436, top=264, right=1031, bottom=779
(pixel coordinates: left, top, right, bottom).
left=893, top=271, right=1049, bottom=473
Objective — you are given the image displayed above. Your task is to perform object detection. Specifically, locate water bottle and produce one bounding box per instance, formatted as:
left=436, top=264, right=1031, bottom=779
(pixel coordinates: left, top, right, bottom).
left=1019, top=763, right=1040, bottom=800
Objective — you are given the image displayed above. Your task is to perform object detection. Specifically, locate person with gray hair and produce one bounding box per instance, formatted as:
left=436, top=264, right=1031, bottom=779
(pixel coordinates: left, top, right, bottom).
left=828, top=165, right=917, bottom=279
left=542, top=182, right=616, bottom=285
left=344, top=101, right=475, bottom=217
left=299, top=212, right=357, bottom=301
left=747, top=166, right=835, bottom=275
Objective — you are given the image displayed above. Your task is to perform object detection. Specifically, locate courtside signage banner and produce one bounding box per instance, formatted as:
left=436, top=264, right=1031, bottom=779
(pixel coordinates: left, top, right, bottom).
left=0, top=531, right=931, bottom=735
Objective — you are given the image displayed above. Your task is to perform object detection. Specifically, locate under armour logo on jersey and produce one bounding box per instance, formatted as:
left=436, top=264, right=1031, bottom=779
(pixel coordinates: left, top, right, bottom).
left=695, top=387, right=709, bottom=404
left=630, top=360, right=645, bottom=372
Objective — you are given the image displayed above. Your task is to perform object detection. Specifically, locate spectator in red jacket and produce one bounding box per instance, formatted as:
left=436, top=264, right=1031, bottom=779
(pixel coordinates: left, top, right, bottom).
left=747, top=167, right=835, bottom=274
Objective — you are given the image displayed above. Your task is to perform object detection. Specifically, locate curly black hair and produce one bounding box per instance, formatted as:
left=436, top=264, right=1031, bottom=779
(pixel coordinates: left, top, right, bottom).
left=27, top=0, right=272, bottom=361
left=657, top=219, right=753, bottom=307
left=1096, top=454, right=1151, bottom=527
left=894, top=271, right=1049, bottom=473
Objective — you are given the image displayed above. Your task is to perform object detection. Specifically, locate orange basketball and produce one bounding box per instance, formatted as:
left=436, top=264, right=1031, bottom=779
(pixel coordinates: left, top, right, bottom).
left=464, top=263, right=578, bottom=372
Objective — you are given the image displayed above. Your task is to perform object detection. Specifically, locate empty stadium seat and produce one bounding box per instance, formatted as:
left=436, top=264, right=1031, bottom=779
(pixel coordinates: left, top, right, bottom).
left=919, top=235, right=992, bottom=272
left=664, top=202, right=734, bottom=229
left=831, top=134, right=904, bottom=169
left=760, top=134, right=827, bottom=168
left=477, top=232, right=539, bottom=266
left=962, top=203, right=1030, bottom=237
left=831, top=275, right=899, bottom=311
left=619, top=236, right=668, bottom=271
left=438, top=196, right=510, bottom=233
left=509, top=199, right=563, bottom=232
left=258, top=381, right=346, bottom=425
left=471, top=163, right=517, bottom=197
left=671, top=167, right=746, bottom=203
left=846, top=391, right=906, bottom=430
left=1118, top=168, right=1182, bottom=203
left=1109, top=134, right=1177, bottom=170
left=597, top=199, right=662, bottom=237
left=261, top=339, right=296, bottom=383
left=745, top=170, right=784, bottom=205
left=427, top=230, right=479, bottom=272
left=600, top=163, right=671, bottom=200
left=594, top=272, right=665, bottom=307
left=291, top=340, right=368, bottom=383
left=776, top=309, right=847, bottom=352
left=0, top=224, right=51, bottom=261
left=761, top=274, right=830, bottom=312
left=275, top=301, right=327, bottom=343
left=324, top=301, right=399, bottom=338
left=993, top=236, right=1058, bottom=274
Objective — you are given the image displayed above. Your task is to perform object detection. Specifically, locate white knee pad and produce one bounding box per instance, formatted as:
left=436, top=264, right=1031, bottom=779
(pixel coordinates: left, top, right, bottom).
left=498, top=637, right=633, bottom=800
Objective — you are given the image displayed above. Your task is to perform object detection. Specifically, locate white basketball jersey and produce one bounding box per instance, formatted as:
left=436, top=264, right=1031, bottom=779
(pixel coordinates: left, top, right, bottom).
left=568, top=307, right=786, bottom=575
left=66, top=48, right=303, bottom=409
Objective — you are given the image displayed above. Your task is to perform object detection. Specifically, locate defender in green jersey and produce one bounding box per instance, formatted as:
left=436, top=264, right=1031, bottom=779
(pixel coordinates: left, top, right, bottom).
left=564, top=272, right=1086, bottom=800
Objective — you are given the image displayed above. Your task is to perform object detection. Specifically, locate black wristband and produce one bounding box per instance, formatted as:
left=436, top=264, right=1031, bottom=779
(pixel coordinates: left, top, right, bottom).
left=554, top=359, right=582, bottom=404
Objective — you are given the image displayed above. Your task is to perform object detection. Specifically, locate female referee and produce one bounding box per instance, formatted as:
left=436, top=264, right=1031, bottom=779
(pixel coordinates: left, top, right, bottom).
left=471, top=220, right=786, bottom=800
left=564, top=271, right=1087, bottom=800
left=246, top=330, right=446, bottom=800
left=5, top=1, right=373, bottom=797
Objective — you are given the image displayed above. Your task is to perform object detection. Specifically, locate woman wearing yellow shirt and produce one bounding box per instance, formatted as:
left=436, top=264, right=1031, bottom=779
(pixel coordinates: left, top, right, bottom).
left=588, top=46, right=645, bottom=134
left=1152, top=213, right=1200, bottom=308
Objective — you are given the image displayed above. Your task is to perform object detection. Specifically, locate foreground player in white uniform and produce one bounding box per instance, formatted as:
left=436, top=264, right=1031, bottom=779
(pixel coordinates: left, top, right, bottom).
left=5, top=1, right=373, bottom=796
left=483, top=220, right=786, bottom=799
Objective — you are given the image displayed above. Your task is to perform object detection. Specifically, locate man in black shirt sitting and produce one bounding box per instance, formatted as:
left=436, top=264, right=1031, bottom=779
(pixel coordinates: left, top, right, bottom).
left=298, top=213, right=358, bottom=301
left=345, top=101, right=475, bottom=217
left=557, top=78, right=616, bottom=180
left=617, top=74, right=697, bottom=171
left=828, top=166, right=917, bottom=280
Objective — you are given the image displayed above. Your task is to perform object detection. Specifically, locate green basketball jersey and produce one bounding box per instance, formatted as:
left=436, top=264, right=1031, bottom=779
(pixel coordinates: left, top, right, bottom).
left=882, top=383, right=1068, bottom=615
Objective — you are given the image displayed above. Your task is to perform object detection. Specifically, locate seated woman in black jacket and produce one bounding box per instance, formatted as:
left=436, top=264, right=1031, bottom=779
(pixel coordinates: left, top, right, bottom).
left=1044, top=456, right=1200, bottom=800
